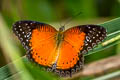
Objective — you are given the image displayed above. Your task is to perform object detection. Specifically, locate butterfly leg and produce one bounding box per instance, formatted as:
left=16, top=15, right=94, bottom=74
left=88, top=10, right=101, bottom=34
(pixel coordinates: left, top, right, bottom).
left=52, top=62, right=57, bottom=71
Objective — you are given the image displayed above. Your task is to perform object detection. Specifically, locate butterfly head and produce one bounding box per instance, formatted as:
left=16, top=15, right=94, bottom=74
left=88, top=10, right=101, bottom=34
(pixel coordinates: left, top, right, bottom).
left=59, top=26, right=65, bottom=32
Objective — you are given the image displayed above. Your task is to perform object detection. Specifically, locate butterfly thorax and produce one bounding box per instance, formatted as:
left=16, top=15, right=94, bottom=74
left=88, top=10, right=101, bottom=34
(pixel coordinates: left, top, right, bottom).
left=55, top=26, right=65, bottom=46
left=56, top=30, right=64, bottom=47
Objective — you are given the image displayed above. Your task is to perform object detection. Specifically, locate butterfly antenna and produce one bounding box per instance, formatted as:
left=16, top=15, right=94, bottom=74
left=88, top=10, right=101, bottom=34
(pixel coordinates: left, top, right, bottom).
left=62, top=12, right=83, bottom=27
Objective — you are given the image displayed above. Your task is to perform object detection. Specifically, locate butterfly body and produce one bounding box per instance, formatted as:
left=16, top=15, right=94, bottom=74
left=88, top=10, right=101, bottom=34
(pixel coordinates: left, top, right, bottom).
left=12, top=20, right=107, bottom=77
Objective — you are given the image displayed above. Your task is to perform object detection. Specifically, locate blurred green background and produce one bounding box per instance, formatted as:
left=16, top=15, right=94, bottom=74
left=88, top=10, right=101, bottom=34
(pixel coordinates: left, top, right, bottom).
left=1, top=0, right=120, bottom=26
left=0, top=0, right=120, bottom=80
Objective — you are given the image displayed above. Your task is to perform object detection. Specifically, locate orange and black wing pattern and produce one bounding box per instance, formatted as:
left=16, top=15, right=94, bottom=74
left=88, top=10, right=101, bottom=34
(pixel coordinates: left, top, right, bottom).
left=76, top=25, right=107, bottom=54
left=54, top=25, right=106, bottom=76
left=56, top=27, right=86, bottom=69
left=12, top=21, right=58, bottom=67
left=13, top=21, right=57, bottom=50
left=13, top=21, right=107, bottom=77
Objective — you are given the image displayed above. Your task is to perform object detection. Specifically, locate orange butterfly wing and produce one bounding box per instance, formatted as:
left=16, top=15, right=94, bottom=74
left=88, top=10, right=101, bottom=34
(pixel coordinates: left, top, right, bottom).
left=29, top=26, right=60, bottom=67
left=56, top=27, right=86, bottom=70
left=56, top=25, right=106, bottom=72
left=13, top=21, right=58, bottom=67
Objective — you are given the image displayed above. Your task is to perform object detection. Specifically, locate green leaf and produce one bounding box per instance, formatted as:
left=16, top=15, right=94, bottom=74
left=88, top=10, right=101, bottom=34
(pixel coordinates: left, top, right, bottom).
left=93, top=70, right=120, bottom=80
left=101, top=17, right=120, bottom=34
left=0, top=65, right=12, bottom=80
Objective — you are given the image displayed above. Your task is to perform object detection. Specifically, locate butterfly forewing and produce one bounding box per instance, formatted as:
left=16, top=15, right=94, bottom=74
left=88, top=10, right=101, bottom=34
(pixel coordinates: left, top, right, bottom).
left=13, top=21, right=40, bottom=50
left=75, top=25, right=107, bottom=54
left=12, top=21, right=57, bottom=50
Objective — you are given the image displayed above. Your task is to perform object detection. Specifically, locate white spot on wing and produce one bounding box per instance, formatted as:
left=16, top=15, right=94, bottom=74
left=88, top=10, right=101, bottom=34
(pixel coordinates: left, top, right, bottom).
left=19, top=25, right=21, bottom=28
left=26, top=39, right=28, bottom=42
left=96, top=34, right=99, bottom=37
left=98, top=31, right=101, bottom=34
left=30, top=23, right=33, bottom=25
left=25, top=23, right=28, bottom=26
left=87, top=25, right=91, bottom=29
left=22, top=32, right=24, bottom=34
left=14, top=28, right=17, bottom=30
left=20, top=29, right=22, bottom=31
left=27, top=26, right=30, bottom=28
left=92, top=28, right=96, bottom=31
left=24, top=35, right=26, bottom=38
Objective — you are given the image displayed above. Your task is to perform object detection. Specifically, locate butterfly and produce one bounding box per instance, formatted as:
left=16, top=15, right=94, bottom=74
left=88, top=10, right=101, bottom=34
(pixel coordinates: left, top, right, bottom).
left=12, top=20, right=107, bottom=77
